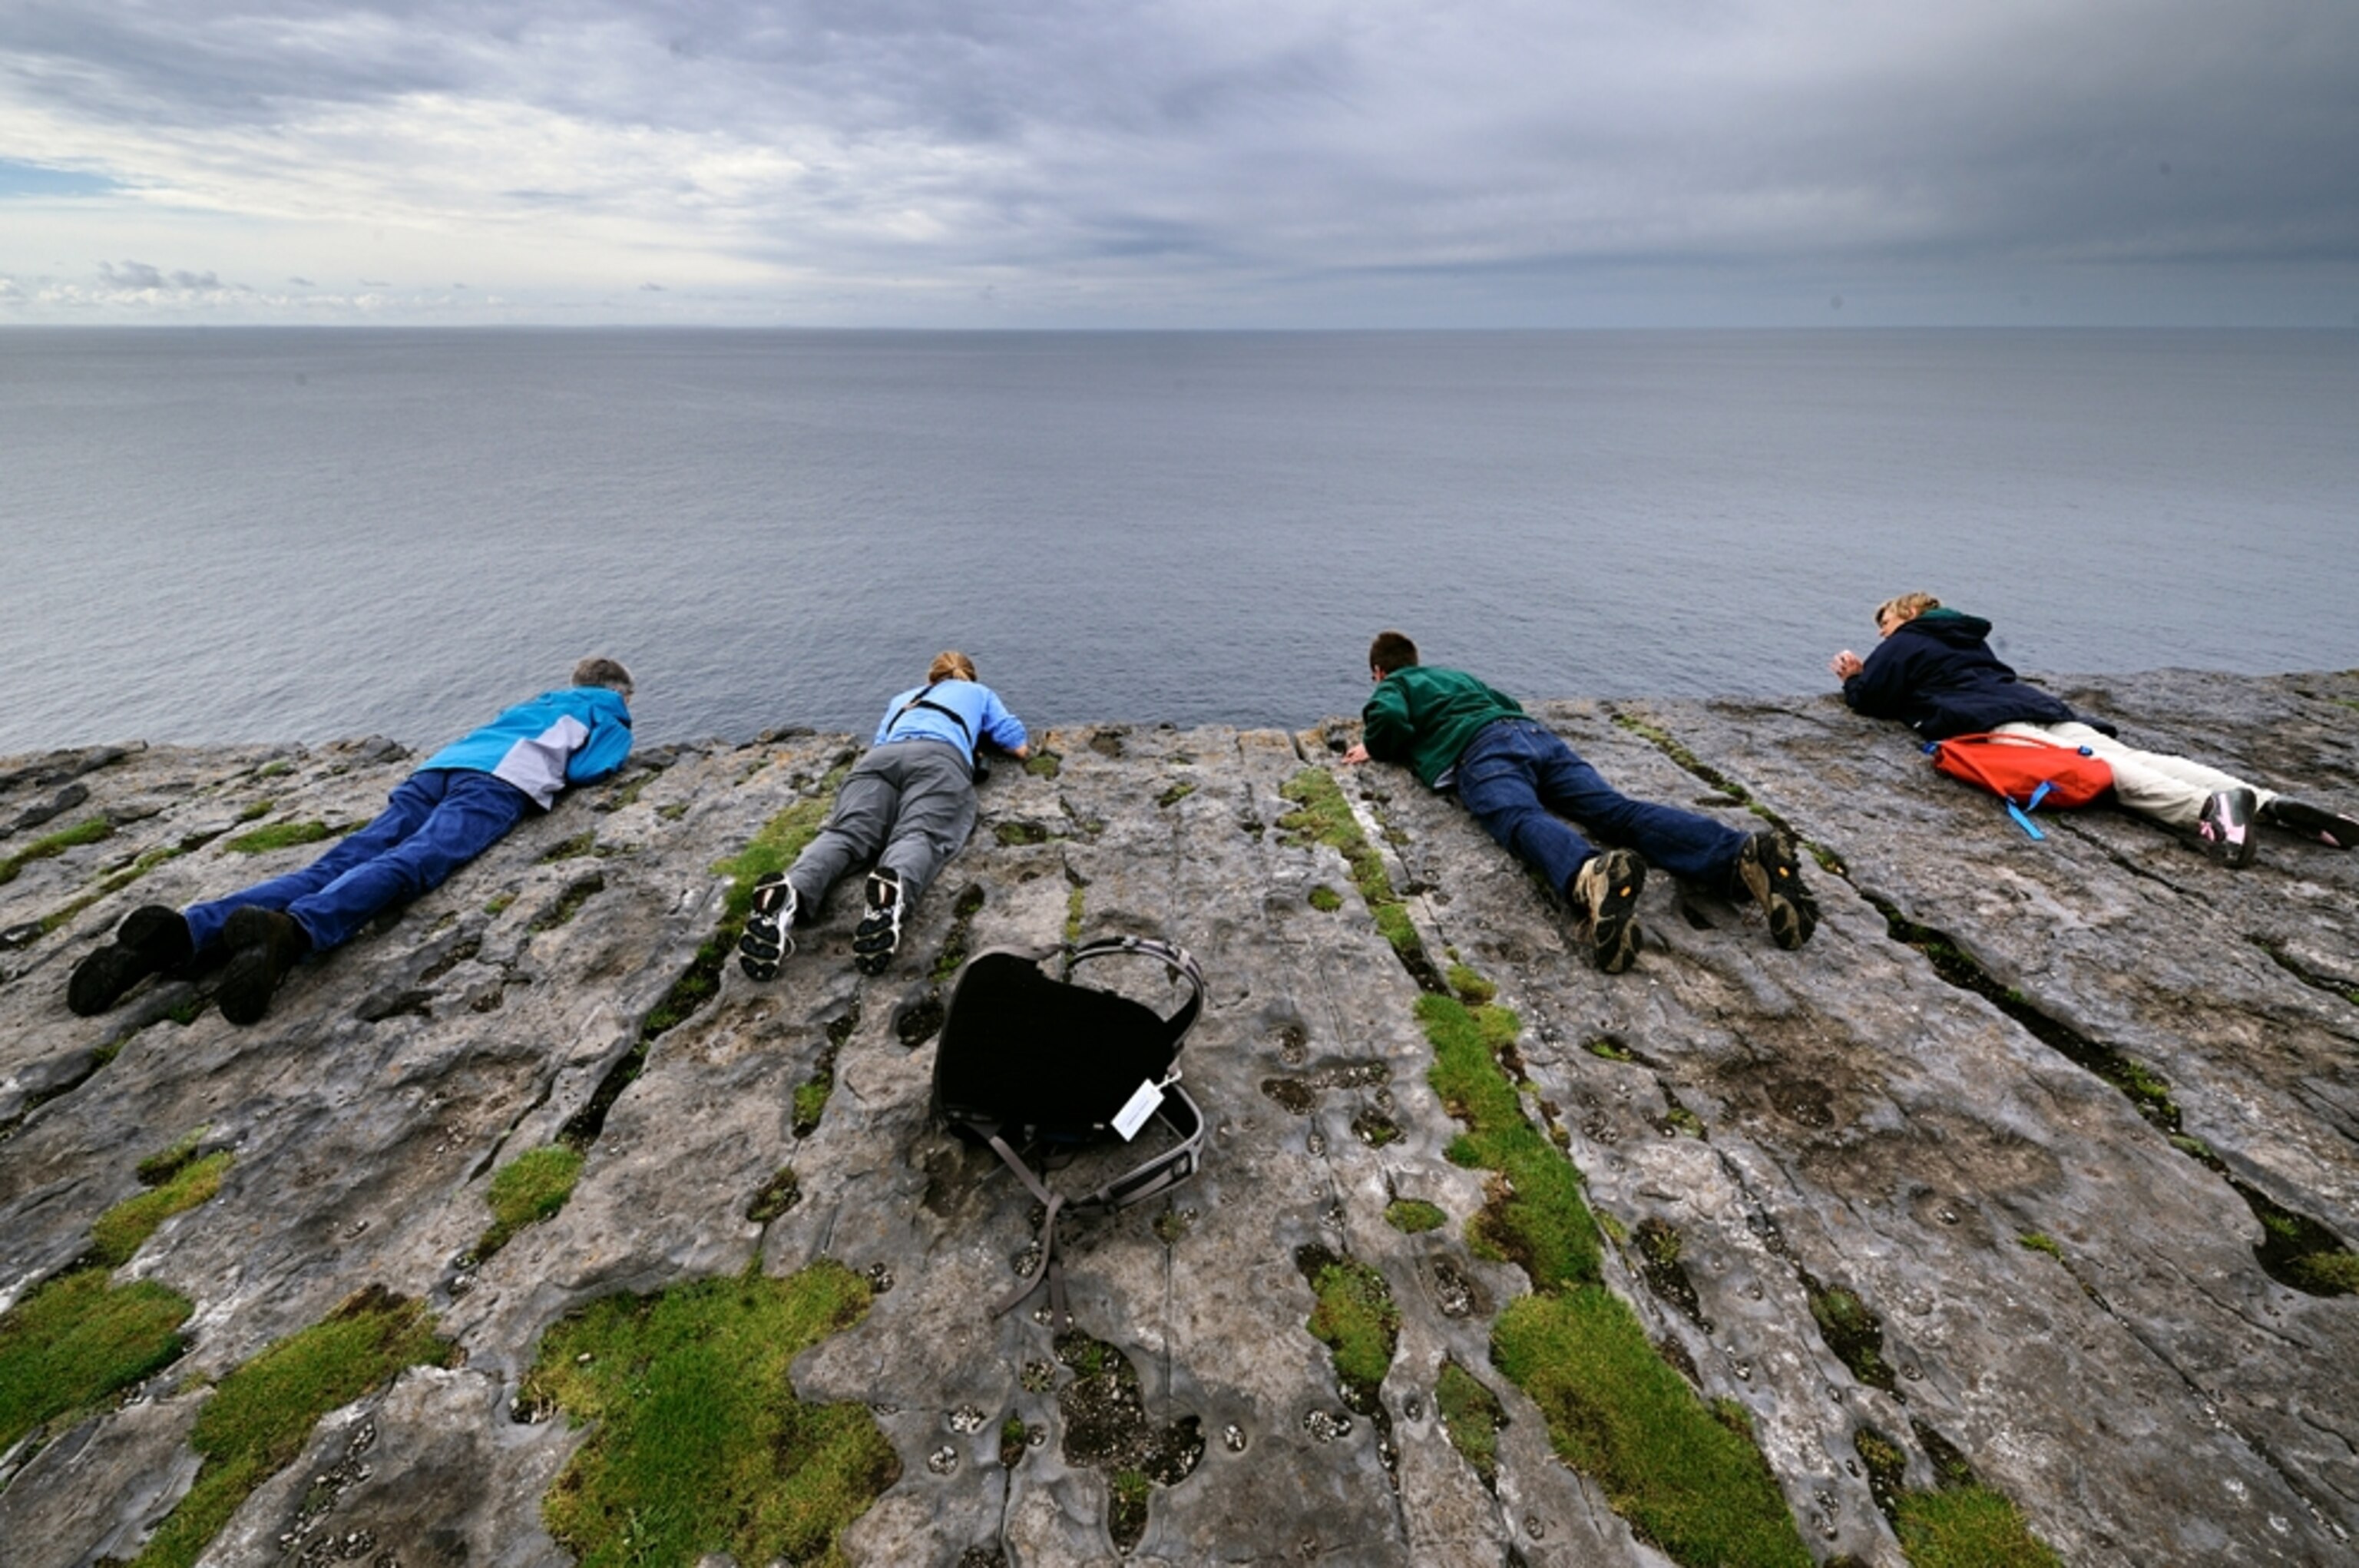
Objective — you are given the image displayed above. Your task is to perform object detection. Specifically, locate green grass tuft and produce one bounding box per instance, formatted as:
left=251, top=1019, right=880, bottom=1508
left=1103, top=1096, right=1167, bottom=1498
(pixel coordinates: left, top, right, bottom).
left=1304, top=1255, right=1400, bottom=1400
left=2016, top=1232, right=2063, bottom=1261
left=1493, top=1288, right=1813, bottom=1568
left=521, top=1263, right=895, bottom=1568
left=91, top=1152, right=232, bottom=1267
left=1434, top=1360, right=1506, bottom=1487
left=478, top=1146, right=585, bottom=1258
left=2288, top=1251, right=2359, bottom=1294
left=1024, top=749, right=1062, bottom=778
left=134, top=1127, right=211, bottom=1186
left=1418, top=993, right=1601, bottom=1292
left=1894, top=1486, right=2063, bottom=1567
left=0, top=815, right=116, bottom=886
left=223, top=820, right=335, bottom=855
left=792, top=1074, right=833, bottom=1137
left=1156, top=781, right=1196, bottom=808
left=0, top=1269, right=194, bottom=1454
left=1446, top=964, right=1496, bottom=1005
left=712, top=766, right=853, bottom=933
left=1279, top=769, right=1432, bottom=968
left=1385, top=1199, right=1447, bottom=1234
left=130, top=1287, right=452, bottom=1568
left=994, top=820, right=1051, bottom=845
left=1308, top=884, right=1342, bottom=912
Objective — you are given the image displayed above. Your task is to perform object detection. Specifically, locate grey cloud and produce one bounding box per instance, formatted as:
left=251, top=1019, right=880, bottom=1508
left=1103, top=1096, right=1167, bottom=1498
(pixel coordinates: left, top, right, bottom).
left=98, top=259, right=232, bottom=289
left=14, top=0, right=2359, bottom=315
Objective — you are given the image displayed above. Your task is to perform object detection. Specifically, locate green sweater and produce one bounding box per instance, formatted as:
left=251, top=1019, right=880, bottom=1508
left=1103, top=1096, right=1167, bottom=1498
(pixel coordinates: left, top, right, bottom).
left=1361, top=666, right=1524, bottom=787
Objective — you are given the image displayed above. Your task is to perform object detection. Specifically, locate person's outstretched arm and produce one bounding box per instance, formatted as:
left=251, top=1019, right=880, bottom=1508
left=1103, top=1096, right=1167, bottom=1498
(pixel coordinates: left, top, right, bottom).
left=980, top=690, right=1030, bottom=759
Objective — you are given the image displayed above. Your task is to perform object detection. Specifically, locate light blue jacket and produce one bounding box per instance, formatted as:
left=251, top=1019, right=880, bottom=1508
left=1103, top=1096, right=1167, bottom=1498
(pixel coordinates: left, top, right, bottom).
left=874, top=679, right=1027, bottom=764
left=420, top=686, right=634, bottom=809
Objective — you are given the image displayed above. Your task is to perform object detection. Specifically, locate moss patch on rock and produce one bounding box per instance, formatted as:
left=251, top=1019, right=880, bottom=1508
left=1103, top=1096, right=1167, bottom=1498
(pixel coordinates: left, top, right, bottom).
left=1434, top=1359, right=1506, bottom=1489
left=1419, top=993, right=1600, bottom=1292
left=524, top=1262, right=894, bottom=1568
left=0, top=1270, right=194, bottom=1455
left=1297, top=1246, right=1399, bottom=1412
left=1279, top=769, right=1441, bottom=989
left=130, top=1286, right=452, bottom=1568
left=0, top=815, right=114, bottom=885
left=223, top=820, right=337, bottom=855
left=1894, top=1486, right=2063, bottom=1566
left=91, top=1150, right=231, bottom=1267
left=1417, top=975, right=1811, bottom=1568
left=477, top=1145, right=585, bottom=1259
left=1385, top=1199, right=1447, bottom=1234
left=1492, top=1288, right=1811, bottom=1568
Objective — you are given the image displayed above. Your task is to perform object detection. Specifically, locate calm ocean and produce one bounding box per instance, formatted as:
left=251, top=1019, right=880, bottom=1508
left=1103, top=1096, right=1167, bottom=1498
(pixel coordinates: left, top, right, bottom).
left=2, top=328, right=2353, bottom=753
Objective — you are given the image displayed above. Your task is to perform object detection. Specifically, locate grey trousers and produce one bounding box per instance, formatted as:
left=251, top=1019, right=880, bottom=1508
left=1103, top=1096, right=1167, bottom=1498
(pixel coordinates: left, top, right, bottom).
left=785, top=739, right=978, bottom=910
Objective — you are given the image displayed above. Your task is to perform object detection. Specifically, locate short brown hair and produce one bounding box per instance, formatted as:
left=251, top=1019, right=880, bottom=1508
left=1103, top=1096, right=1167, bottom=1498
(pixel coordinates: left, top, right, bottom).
left=572, top=657, right=634, bottom=696
left=1368, top=631, right=1418, bottom=675
left=1874, top=593, right=1940, bottom=630
left=928, top=650, right=978, bottom=683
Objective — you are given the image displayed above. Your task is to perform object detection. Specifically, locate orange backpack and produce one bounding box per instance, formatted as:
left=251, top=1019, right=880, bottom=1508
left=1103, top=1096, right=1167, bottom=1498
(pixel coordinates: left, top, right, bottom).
left=1926, top=732, right=2114, bottom=839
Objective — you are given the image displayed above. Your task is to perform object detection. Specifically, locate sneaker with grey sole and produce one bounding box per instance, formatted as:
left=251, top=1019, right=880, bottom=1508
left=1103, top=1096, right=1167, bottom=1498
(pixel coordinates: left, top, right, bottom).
left=851, top=868, right=906, bottom=976
left=1733, top=830, right=1819, bottom=950
left=1571, top=849, right=1646, bottom=974
left=737, top=873, right=798, bottom=981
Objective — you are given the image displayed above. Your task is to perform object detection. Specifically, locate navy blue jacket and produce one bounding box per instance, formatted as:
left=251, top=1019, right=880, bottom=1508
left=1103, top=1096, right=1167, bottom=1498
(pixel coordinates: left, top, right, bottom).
left=1841, top=610, right=2093, bottom=740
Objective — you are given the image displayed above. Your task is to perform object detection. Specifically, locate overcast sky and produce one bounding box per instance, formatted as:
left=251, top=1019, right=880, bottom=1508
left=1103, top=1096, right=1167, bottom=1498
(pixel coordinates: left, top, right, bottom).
left=3, top=0, right=2355, bottom=326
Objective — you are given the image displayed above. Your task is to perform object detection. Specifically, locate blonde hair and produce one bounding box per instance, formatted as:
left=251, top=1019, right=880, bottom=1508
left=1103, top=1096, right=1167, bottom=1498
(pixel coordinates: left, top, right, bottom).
left=928, top=650, right=978, bottom=683
left=1874, top=593, right=1940, bottom=630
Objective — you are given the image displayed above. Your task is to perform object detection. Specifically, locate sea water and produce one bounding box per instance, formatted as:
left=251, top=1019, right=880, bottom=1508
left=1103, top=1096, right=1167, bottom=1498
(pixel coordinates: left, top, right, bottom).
left=2, top=327, right=2353, bottom=752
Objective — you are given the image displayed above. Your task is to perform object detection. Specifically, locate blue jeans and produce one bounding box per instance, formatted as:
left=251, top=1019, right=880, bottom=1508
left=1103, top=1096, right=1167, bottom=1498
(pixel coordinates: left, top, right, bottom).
left=1453, top=719, right=1747, bottom=895
left=185, top=769, right=532, bottom=953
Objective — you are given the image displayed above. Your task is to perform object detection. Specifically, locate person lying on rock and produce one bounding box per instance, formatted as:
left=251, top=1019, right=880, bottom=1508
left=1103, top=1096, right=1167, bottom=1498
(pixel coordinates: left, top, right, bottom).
left=1342, top=630, right=1816, bottom=972
left=68, top=657, right=636, bottom=1026
left=738, top=650, right=1028, bottom=981
left=1831, top=593, right=2359, bottom=867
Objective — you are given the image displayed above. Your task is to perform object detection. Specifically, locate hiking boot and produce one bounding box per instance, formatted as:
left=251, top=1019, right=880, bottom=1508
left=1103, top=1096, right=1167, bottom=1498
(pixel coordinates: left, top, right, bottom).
left=1732, top=830, right=1819, bottom=950
left=2260, top=797, right=2359, bottom=851
left=851, top=868, right=907, bottom=976
left=1570, top=849, right=1646, bottom=974
left=217, top=908, right=309, bottom=1026
left=737, top=873, right=799, bottom=981
left=66, top=904, right=194, bottom=1017
left=2197, top=788, right=2258, bottom=868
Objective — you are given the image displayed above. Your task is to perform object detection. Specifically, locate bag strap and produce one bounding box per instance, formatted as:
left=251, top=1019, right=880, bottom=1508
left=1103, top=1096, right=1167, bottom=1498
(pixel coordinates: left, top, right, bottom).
left=1931, top=731, right=2079, bottom=754
left=986, top=1134, right=1072, bottom=1331
left=887, top=683, right=974, bottom=746
left=985, top=1085, right=1206, bottom=1332
left=1064, top=935, right=1206, bottom=1050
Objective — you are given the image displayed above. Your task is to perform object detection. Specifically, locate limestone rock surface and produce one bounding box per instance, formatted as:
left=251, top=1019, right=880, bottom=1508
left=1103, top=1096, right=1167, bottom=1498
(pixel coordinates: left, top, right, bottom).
left=1, top=672, right=2354, bottom=1567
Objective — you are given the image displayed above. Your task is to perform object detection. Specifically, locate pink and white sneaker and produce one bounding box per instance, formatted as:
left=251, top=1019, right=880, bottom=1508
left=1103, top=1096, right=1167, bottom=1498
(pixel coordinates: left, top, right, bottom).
left=2197, top=788, right=2258, bottom=868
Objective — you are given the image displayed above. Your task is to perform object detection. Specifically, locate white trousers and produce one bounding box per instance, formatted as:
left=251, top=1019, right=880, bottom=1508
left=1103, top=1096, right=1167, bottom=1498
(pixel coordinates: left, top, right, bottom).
left=1994, top=719, right=2273, bottom=830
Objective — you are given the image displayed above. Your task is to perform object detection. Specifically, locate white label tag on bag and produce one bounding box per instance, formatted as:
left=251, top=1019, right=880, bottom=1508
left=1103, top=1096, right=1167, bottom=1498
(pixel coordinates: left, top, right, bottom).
left=1112, top=1079, right=1165, bottom=1142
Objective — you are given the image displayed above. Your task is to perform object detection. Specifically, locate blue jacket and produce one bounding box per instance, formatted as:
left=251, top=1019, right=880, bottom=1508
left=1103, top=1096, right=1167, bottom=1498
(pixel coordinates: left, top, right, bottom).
left=1841, top=610, right=2088, bottom=741
left=419, top=686, right=634, bottom=809
left=874, top=679, right=1027, bottom=764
